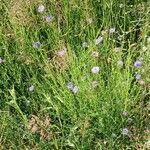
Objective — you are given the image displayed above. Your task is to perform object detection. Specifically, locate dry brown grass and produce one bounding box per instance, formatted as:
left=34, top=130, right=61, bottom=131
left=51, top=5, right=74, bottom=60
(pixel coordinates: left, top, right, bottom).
left=0, top=144, right=4, bottom=150
left=48, top=41, right=71, bottom=72
left=17, top=51, right=34, bottom=65
left=27, top=115, right=53, bottom=140
left=51, top=49, right=69, bottom=71
left=9, top=0, right=42, bottom=26
left=54, top=0, right=65, bottom=28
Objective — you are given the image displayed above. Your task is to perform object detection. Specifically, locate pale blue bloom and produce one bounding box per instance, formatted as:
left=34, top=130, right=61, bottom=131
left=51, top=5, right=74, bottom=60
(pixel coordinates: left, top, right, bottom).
left=33, top=41, right=41, bottom=48
left=45, top=15, right=54, bottom=22
left=91, top=66, right=100, bottom=74
left=134, top=60, right=142, bottom=68
left=37, top=4, right=45, bottom=13
left=122, top=128, right=129, bottom=135
left=67, top=82, right=79, bottom=94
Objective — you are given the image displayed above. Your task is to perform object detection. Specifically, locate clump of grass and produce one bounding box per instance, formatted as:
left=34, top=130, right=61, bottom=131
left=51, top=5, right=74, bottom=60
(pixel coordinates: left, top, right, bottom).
left=0, top=0, right=150, bottom=149
left=9, top=0, right=33, bottom=26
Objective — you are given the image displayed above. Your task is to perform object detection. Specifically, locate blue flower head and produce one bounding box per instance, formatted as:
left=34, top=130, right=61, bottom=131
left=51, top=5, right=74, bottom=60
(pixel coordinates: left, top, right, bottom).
left=33, top=41, right=41, bottom=48
left=122, top=128, right=129, bottom=135
left=45, top=15, right=54, bottom=22
left=134, top=60, right=142, bottom=68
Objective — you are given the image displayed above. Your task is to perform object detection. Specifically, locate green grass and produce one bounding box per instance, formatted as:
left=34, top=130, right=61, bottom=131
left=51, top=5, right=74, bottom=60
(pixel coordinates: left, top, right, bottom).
left=0, top=0, right=150, bottom=149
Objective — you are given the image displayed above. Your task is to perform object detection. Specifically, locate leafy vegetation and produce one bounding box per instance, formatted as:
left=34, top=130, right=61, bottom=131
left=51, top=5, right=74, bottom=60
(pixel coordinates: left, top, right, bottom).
left=0, top=0, right=150, bottom=149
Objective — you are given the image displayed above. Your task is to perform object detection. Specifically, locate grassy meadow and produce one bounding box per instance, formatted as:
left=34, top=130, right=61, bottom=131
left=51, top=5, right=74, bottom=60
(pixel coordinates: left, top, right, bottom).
left=0, top=0, right=150, bottom=149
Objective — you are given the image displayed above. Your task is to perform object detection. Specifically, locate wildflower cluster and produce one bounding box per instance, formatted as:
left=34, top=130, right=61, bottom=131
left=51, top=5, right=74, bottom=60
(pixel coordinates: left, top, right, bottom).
left=67, top=82, right=79, bottom=94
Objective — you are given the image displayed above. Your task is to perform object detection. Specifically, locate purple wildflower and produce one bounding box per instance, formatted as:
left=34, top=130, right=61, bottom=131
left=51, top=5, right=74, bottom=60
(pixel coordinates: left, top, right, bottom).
left=33, top=41, right=41, bottom=48
left=67, top=82, right=79, bottom=94
left=91, top=66, right=100, bottom=74
left=134, top=60, right=142, bottom=68
left=122, top=128, right=129, bottom=135
left=45, top=15, right=54, bottom=22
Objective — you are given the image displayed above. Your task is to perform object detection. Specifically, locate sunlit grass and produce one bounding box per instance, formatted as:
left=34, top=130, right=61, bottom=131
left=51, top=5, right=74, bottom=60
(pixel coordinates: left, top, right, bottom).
left=0, top=0, right=150, bottom=149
